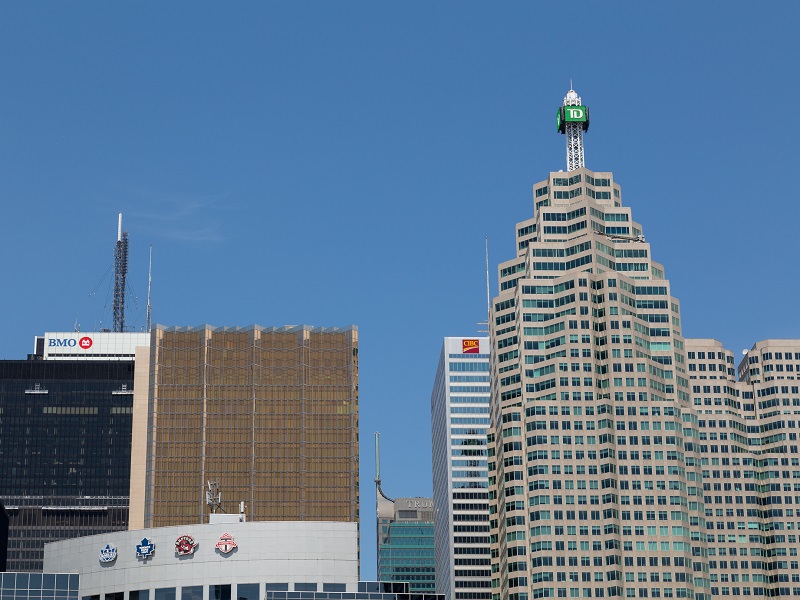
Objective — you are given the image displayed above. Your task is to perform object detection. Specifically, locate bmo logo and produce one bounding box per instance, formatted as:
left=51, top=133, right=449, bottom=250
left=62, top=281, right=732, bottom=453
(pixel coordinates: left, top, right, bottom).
left=48, top=337, right=93, bottom=349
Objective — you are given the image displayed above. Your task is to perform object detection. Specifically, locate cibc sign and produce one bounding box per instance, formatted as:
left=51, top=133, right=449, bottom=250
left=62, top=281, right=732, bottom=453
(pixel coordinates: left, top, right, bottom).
left=48, top=336, right=93, bottom=349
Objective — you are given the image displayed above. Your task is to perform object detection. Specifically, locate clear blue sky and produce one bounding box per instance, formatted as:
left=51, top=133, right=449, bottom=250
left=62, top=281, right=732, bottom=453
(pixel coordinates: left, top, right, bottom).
left=1, top=2, right=798, bottom=579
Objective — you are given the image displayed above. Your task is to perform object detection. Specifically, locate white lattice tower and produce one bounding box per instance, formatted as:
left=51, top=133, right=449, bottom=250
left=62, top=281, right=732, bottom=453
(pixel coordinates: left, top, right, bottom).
left=563, top=88, right=584, bottom=172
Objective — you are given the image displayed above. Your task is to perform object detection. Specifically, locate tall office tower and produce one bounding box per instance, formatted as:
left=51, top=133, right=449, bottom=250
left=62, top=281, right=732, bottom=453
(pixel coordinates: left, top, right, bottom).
left=0, top=502, right=8, bottom=572
left=686, top=339, right=800, bottom=597
left=376, top=434, right=436, bottom=592
left=0, top=331, right=144, bottom=571
left=376, top=491, right=436, bottom=592
left=431, top=337, right=492, bottom=600
left=487, top=89, right=710, bottom=600
left=131, top=324, right=359, bottom=529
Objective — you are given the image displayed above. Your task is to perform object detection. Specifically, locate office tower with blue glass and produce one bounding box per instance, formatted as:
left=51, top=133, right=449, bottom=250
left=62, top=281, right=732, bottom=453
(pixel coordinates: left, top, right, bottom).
left=431, top=337, right=491, bottom=600
left=376, top=434, right=436, bottom=592
left=376, top=489, right=436, bottom=592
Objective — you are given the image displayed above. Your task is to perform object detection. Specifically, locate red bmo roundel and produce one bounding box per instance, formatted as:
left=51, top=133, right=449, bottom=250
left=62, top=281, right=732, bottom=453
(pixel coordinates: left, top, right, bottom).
left=79, top=337, right=93, bottom=350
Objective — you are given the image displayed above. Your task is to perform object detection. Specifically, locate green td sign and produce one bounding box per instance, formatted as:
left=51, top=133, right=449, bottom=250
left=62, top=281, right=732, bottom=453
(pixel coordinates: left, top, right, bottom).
left=557, top=105, right=590, bottom=133
left=564, top=106, right=587, bottom=122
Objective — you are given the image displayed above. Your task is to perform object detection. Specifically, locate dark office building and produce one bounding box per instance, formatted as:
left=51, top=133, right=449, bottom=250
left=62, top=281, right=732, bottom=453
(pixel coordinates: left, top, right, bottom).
left=0, top=360, right=134, bottom=571
left=0, top=502, right=8, bottom=572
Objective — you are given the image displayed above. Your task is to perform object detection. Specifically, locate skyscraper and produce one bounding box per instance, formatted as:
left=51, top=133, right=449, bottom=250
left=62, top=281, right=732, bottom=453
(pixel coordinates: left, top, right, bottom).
left=487, top=89, right=709, bottom=600
left=376, top=490, right=436, bottom=592
left=376, top=434, right=436, bottom=592
left=0, top=347, right=138, bottom=571
left=129, top=324, right=359, bottom=529
left=431, top=337, right=491, bottom=600
left=685, top=339, right=800, bottom=597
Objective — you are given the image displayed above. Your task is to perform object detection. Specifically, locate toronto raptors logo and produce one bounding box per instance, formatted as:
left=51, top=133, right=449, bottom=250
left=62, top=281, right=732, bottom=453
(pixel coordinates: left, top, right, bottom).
left=175, top=535, right=198, bottom=556
left=215, top=533, right=237, bottom=554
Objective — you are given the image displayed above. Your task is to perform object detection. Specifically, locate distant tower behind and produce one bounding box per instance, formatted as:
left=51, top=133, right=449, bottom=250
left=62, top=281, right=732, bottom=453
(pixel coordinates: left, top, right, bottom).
left=376, top=433, right=436, bottom=593
left=113, top=213, right=129, bottom=333
left=556, top=87, right=590, bottom=171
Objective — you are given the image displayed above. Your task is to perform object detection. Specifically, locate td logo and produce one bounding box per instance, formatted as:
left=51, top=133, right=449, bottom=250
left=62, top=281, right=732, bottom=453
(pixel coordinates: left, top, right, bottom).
left=79, top=337, right=93, bottom=349
left=565, top=107, right=585, bottom=120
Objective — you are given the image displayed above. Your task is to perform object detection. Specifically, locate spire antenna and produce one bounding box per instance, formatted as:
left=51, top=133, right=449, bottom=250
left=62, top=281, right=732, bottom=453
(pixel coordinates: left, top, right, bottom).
left=113, top=213, right=129, bottom=333
left=145, top=245, right=152, bottom=333
left=556, top=87, right=590, bottom=171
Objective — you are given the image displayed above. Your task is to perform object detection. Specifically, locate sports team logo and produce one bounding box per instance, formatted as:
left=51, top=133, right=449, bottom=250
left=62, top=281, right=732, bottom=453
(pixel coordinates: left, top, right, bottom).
left=99, top=544, right=117, bottom=563
left=175, top=534, right=198, bottom=556
left=79, top=336, right=93, bottom=349
left=136, top=537, right=156, bottom=560
left=215, top=533, right=237, bottom=554
left=462, top=339, right=480, bottom=354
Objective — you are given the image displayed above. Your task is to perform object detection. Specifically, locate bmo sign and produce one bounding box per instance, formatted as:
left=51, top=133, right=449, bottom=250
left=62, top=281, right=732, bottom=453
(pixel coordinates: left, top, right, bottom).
left=48, top=336, right=93, bottom=349
left=40, top=331, right=149, bottom=361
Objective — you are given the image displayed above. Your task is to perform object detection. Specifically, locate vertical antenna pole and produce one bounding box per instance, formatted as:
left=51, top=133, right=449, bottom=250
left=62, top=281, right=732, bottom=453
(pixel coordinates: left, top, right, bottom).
left=113, top=214, right=129, bottom=333
left=146, top=245, right=152, bottom=333
left=485, top=236, right=490, bottom=327
left=374, top=432, right=381, bottom=484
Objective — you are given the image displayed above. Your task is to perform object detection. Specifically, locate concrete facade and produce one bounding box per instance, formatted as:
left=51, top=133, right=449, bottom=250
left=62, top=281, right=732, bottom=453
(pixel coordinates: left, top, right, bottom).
left=44, top=521, right=359, bottom=598
left=487, top=168, right=709, bottom=600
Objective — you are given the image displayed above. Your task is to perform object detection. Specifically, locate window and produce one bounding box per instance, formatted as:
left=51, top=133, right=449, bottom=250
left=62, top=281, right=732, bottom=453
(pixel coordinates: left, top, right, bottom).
left=182, top=588, right=202, bottom=600
left=210, top=586, right=231, bottom=600
left=237, top=584, right=260, bottom=600
left=155, top=590, right=176, bottom=600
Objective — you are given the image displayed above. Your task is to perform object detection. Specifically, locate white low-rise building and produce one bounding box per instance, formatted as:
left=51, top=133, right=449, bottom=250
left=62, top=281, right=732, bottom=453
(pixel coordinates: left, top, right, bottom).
left=43, top=521, right=359, bottom=600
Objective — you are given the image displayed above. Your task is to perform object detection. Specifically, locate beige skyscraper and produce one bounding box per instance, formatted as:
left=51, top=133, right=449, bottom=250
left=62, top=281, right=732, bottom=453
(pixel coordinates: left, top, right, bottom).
left=686, top=338, right=800, bottom=597
left=128, top=324, right=359, bottom=529
left=485, top=88, right=800, bottom=600
left=487, top=89, right=709, bottom=600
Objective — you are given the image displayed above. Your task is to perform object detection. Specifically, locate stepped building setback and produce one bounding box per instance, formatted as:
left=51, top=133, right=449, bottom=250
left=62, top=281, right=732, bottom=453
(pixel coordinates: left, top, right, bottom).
left=486, top=89, right=800, bottom=600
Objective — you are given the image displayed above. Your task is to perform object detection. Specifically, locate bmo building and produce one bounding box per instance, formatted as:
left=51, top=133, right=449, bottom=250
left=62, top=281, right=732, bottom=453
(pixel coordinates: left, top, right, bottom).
left=33, top=332, right=150, bottom=361
left=0, top=332, right=149, bottom=571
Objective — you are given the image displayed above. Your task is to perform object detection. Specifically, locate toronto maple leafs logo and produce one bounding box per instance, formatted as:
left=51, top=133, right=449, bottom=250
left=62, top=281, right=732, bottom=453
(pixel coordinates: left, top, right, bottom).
left=136, top=537, right=156, bottom=560
left=99, top=544, right=117, bottom=563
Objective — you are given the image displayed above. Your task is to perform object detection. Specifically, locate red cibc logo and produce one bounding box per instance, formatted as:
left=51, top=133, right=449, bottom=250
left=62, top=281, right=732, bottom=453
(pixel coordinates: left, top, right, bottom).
left=79, top=337, right=93, bottom=349
left=462, top=339, right=480, bottom=354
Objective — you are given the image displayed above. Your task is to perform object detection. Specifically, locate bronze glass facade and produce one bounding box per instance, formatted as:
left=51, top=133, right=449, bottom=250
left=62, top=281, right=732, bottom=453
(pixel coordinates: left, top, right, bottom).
left=143, top=325, right=359, bottom=527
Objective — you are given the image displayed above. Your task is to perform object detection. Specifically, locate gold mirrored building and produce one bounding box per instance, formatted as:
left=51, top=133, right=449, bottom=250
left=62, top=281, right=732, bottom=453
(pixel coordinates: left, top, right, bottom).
left=128, top=325, right=358, bottom=529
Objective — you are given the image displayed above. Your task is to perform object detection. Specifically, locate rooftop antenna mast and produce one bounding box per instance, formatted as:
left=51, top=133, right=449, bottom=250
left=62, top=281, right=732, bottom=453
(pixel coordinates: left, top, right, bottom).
left=206, top=479, right=222, bottom=514
left=145, top=245, right=152, bottom=333
left=112, top=213, right=129, bottom=333
left=556, top=85, right=590, bottom=172
left=375, top=432, right=392, bottom=501
left=374, top=432, right=381, bottom=486
left=478, top=236, right=490, bottom=334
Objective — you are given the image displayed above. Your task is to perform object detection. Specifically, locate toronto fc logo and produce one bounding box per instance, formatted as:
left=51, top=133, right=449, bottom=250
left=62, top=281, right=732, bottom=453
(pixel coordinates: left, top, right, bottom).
left=175, top=535, right=198, bottom=556
left=215, top=533, right=237, bottom=554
